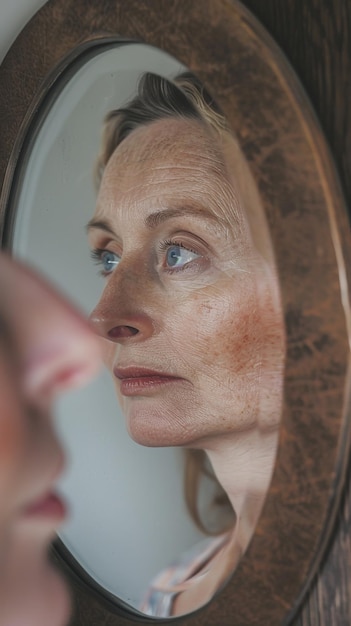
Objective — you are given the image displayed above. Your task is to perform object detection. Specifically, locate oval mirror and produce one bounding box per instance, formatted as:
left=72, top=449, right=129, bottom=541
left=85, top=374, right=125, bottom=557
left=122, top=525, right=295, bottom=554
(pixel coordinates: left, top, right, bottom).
left=0, top=1, right=350, bottom=625
left=4, top=35, right=284, bottom=618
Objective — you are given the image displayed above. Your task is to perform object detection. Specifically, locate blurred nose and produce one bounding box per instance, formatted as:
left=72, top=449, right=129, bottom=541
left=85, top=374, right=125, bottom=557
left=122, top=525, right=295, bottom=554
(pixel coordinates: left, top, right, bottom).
left=90, top=266, right=155, bottom=344
left=1, top=255, right=102, bottom=400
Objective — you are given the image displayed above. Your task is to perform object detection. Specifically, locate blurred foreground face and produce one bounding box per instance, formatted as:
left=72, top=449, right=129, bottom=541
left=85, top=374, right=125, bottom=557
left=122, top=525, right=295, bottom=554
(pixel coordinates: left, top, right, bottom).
left=0, top=252, right=101, bottom=626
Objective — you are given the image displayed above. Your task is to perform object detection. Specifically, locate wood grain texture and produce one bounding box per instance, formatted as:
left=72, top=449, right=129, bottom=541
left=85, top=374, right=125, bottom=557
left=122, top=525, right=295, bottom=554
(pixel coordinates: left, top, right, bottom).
left=241, top=2, right=351, bottom=624
left=0, top=1, right=350, bottom=625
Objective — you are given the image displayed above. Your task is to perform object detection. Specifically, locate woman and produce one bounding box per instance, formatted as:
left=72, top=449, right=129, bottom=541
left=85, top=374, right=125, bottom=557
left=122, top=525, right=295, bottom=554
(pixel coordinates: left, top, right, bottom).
left=0, top=252, right=101, bottom=626
left=88, top=72, right=285, bottom=616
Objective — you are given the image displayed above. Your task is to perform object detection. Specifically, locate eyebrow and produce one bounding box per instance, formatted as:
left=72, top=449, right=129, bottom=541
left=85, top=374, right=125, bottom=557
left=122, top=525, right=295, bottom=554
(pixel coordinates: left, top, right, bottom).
left=86, top=206, right=227, bottom=236
left=86, top=219, right=116, bottom=235
left=145, top=206, right=226, bottom=231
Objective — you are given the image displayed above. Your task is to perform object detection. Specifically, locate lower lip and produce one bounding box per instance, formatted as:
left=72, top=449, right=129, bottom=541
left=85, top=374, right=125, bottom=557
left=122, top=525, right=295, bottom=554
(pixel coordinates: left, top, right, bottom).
left=23, top=492, right=67, bottom=521
left=119, top=376, right=183, bottom=396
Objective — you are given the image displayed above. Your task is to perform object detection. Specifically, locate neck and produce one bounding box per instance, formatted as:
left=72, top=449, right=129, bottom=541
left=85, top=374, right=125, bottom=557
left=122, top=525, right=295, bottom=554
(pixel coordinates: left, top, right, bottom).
left=204, top=426, right=279, bottom=550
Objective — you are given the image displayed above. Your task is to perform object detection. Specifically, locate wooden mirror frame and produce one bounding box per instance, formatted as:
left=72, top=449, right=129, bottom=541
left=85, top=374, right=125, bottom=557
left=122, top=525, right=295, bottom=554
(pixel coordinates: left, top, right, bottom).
left=0, top=1, right=350, bottom=624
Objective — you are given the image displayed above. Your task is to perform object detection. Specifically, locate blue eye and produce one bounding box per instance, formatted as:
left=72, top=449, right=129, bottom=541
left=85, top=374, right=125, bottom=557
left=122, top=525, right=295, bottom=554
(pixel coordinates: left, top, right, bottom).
left=165, top=245, right=200, bottom=269
left=101, top=250, right=120, bottom=273
left=91, top=249, right=120, bottom=275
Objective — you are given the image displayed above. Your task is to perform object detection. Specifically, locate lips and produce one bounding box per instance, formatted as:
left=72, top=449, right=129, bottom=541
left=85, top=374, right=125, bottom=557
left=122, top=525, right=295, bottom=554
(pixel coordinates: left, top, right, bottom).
left=20, top=440, right=67, bottom=523
left=114, top=366, right=184, bottom=396
left=23, top=491, right=67, bottom=521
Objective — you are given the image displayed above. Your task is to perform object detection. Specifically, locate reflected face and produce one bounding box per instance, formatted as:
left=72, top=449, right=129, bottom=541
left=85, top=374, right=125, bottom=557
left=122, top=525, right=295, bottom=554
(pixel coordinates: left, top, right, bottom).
left=0, top=253, right=100, bottom=626
left=89, top=118, right=283, bottom=448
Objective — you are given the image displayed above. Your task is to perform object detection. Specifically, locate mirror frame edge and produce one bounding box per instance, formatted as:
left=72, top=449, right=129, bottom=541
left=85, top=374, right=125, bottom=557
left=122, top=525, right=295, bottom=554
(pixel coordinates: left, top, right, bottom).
left=0, top=1, right=350, bottom=625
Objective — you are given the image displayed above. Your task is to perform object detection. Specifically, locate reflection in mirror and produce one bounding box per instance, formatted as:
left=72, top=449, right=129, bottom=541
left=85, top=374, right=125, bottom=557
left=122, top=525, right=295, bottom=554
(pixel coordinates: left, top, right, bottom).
left=88, top=70, right=285, bottom=617
left=9, top=41, right=285, bottom=617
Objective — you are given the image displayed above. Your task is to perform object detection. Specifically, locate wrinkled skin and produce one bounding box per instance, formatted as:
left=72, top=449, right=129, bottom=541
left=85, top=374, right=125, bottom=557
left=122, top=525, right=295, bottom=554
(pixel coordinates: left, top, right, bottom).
left=89, top=118, right=284, bottom=450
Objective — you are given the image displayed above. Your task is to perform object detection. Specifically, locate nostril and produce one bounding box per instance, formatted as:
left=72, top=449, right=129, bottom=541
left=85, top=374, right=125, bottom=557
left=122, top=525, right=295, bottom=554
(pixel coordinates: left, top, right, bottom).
left=108, top=325, right=139, bottom=339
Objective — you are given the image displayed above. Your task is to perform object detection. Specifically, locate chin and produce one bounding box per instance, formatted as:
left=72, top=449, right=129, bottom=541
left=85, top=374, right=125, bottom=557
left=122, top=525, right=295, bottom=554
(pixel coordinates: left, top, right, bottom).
left=0, top=551, right=71, bottom=626
left=125, top=402, right=202, bottom=448
left=127, top=417, right=174, bottom=447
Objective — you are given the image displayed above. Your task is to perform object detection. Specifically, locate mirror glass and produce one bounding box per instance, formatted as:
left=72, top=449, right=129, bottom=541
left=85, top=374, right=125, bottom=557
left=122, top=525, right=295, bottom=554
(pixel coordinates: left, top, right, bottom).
left=8, top=40, right=285, bottom=617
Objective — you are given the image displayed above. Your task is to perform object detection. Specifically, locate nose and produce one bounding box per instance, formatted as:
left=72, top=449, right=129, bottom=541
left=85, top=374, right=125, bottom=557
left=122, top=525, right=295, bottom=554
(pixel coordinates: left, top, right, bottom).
left=89, top=267, right=155, bottom=344
left=0, top=254, right=102, bottom=400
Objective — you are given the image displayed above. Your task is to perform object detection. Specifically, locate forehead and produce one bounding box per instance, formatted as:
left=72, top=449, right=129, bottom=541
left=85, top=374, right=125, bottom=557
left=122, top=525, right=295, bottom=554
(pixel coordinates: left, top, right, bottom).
left=96, top=117, right=237, bottom=213
left=93, top=117, right=276, bottom=269
left=109, top=117, right=225, bottom=174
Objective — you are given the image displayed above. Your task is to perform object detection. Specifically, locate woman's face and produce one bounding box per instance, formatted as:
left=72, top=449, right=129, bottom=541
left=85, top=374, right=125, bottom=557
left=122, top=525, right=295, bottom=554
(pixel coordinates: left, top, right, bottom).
left=89, top=118, right=284, bottom=449
left=0, top=253, right=100, bottom=626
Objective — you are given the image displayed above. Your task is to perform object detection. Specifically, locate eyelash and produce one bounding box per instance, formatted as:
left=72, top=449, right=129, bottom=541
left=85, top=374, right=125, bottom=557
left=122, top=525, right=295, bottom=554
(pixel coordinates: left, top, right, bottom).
left=90, top=239, right=202, bottom=277
left=90, top=248, right=103, bottom=263
left=158, top=239, right=200, bottom=273
left=158, top=239, right=197, bottom=253
left=90, top=248, right=117, bottom=277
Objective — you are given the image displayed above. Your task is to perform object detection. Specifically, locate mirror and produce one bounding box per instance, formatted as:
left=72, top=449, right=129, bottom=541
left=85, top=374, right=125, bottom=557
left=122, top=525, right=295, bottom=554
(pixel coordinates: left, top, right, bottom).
left=0, top=1, right=350, bottom=625
left=5, top=36, right=285, bottom=618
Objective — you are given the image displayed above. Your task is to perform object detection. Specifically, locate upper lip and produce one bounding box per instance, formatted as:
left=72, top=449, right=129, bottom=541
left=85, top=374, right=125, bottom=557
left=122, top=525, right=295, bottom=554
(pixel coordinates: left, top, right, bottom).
left=114, top=366, right=181, bottom=380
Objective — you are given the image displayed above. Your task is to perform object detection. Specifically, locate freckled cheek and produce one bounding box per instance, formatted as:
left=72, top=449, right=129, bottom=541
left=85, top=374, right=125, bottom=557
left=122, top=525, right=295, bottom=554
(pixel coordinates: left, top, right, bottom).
left=222, top=305, right=265, bottom=373
left=217, top=293, right=284, bottom=380
left=168, top=286, right=266, bottom=375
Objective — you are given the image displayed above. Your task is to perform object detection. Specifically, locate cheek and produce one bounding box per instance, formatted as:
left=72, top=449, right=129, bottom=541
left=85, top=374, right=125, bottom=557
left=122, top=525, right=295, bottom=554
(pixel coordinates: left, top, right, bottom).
left=166, top=274, right=282, bottom=388
left=171, top=279, right=263, bottom=373
left=214, top=303, right=263, bottom=390
left=217, top=283, right=283, bottom=383
left=100, top=337, right=118, bottom=370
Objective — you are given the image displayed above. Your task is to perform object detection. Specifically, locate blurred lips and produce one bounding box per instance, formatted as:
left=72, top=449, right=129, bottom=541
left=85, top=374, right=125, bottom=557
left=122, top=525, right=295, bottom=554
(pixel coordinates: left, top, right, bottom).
left=22, top=491, right=67, bottom=521
left=114, top=366, right=185, bottom=396
left=20, top=443, right=67, bottom=523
